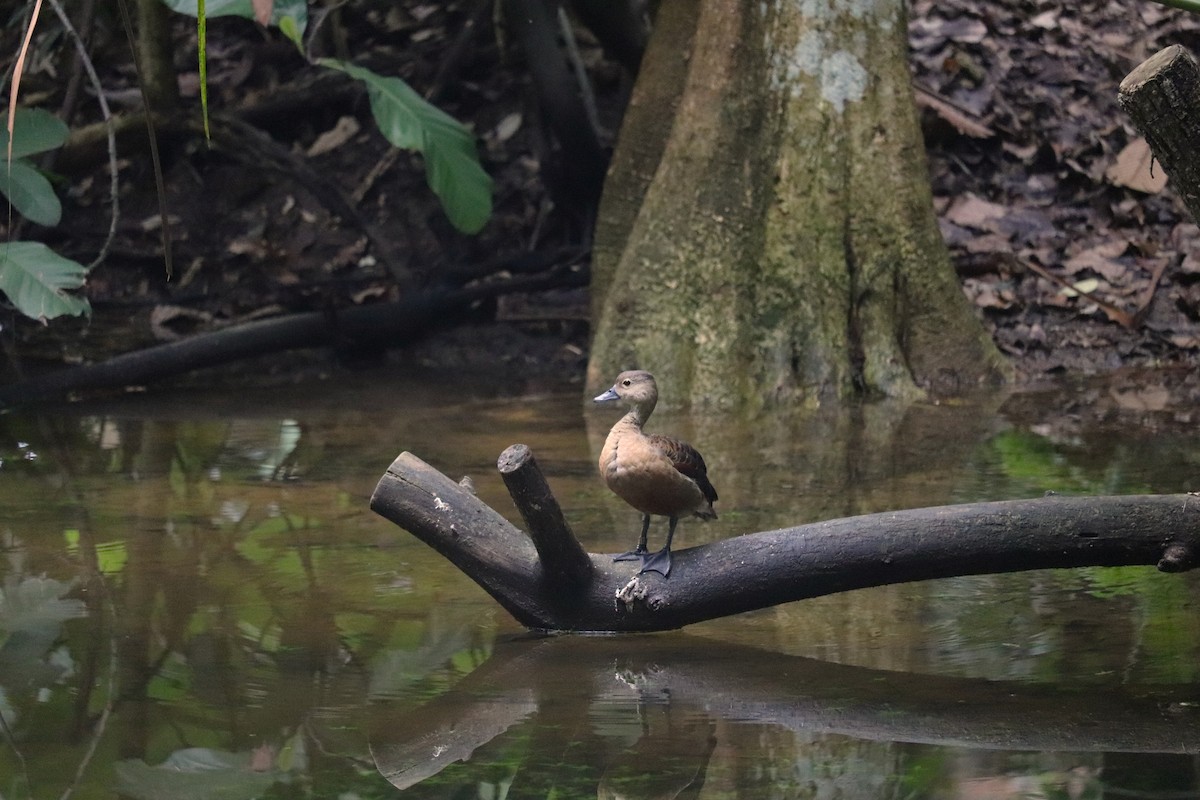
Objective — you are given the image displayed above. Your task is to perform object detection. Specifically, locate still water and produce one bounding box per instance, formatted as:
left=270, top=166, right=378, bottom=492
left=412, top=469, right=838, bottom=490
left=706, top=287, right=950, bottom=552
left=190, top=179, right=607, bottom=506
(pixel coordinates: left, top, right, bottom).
left=1, top=368, right=1199, bottom=799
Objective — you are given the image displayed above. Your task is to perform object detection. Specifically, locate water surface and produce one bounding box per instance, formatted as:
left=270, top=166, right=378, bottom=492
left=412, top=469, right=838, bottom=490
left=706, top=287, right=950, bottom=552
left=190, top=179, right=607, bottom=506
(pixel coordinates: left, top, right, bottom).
left=2, top=369, right=1199, bottom=799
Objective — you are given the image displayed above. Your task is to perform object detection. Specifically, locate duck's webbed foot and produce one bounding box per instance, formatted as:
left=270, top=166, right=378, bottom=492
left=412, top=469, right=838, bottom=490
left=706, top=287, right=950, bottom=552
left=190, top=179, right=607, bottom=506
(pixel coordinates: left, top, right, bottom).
left=638, top=547, right=672, bottom=577
left=614, top=515, right=652, bottom=564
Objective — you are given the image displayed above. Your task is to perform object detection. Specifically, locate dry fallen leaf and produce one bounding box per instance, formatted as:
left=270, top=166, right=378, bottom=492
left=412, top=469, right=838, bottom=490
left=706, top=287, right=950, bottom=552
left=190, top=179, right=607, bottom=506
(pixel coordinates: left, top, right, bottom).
left=1030, top=9, right=1059, bottom=28
left=1171, top=223, right=1200, bottom=274
left=963, top=232, right=1011, bottom=254
left=944, top=193, right=1008, bottom=231
left=1063, top=241, right=1128, bottom=280
left=1169, top=333, right=1200, bottom=349
left=1058, top=277, right=1101, bottom=298
left=1105, top=138, right=1168, bottom=194
left=964, top=278, right=1015, bottom=310
left=307, top=116, right=362, bottom=157
left=492, top=113, right=523, bottom=144
left=252, top=0, right=273, bottom=26
left=1110, top=385, right=1169, bottom=412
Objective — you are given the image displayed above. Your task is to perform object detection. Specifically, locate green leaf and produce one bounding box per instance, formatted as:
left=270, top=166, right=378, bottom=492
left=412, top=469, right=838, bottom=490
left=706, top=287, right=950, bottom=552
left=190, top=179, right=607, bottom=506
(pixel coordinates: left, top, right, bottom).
left=0, top=241, right=90, bottom=321
left=198, top=0, right=210, bottom=141
left=278, top=15, right=302, bottom=48
left=1149, top=0, right=1200, bottom=14
left=116, top=748, right=290, bottom=800
left=159, top=0, right=308, bottom=33
left=319, top=59, right=493, bottom=234
left=0, top=159, right=62, bottom=226
left=0, top=107, right=69, bottom=159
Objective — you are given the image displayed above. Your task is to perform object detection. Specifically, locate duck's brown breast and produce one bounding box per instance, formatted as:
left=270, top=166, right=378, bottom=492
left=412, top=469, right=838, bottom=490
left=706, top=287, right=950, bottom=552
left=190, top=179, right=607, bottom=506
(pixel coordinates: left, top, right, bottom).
left=600, top=425, right=709, bottom=517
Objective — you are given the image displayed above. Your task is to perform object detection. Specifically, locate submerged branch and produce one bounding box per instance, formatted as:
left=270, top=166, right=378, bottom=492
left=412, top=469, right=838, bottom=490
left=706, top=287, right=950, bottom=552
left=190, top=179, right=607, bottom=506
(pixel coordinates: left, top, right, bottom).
left=370, top=447, right=1200, bottom=632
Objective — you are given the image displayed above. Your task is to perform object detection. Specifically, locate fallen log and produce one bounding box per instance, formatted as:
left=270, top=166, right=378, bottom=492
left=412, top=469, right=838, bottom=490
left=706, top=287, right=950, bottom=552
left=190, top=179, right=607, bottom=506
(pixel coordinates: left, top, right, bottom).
left=0, top=264, right=585, bottom=408
left=369, top=444, right=1200, bottom=633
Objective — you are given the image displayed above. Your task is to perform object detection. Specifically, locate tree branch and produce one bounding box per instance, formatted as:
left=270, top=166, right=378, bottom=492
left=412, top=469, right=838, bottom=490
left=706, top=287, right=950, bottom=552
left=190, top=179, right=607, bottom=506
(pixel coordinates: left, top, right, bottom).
left=0, top=265, right=586, bottom=407
left=497, top=444, right=593, bottom=588
left=369, top=448, right=1200, bottom=633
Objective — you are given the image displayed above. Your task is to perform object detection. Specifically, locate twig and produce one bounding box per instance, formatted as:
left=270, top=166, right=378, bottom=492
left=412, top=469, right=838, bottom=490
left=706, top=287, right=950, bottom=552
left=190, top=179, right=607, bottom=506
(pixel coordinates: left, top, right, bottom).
left=46, top=0, right=119, bottom=269
left=1132, top=255, right=1171, bottom=326
left=557, top=4, right=601, bottom=140
left=426, top=0, right=494, bottom=103
left=497, top=444, right=593, bottom=588
left=115, top=0, right=172, bottom=278
left=912, top=83, right=994, bottom=139
left=57, top=573, right=117, bottom=800
left=0, top=700, right=30, bottom=799
left=351, top=147, right=401, bottom=205
left=1023, top=259, right=1137, bottom=329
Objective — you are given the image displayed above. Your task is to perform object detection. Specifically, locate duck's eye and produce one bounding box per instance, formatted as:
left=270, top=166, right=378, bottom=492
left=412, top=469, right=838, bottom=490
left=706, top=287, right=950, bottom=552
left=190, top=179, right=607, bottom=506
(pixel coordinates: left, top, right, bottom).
left=622, top=379, right=632, bottom=386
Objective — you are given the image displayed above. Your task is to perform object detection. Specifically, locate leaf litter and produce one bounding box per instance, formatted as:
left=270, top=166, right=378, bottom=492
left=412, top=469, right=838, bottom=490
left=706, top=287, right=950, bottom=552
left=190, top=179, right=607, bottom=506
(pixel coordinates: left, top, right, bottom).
left=912, top=0, right=1200, bottom=379
left=5, top=0, right=1200, bottom=388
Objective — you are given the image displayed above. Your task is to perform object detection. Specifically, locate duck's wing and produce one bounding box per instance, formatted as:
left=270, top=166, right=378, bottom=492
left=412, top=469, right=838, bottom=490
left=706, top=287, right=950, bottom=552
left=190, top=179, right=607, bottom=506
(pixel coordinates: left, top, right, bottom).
left=647, top=433, right=719, bottom=504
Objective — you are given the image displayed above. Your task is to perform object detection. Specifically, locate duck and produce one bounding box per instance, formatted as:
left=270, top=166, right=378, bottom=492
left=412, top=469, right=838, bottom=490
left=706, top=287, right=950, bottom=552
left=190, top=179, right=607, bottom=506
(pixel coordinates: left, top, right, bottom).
left=593, top=370, right=718, bottom=577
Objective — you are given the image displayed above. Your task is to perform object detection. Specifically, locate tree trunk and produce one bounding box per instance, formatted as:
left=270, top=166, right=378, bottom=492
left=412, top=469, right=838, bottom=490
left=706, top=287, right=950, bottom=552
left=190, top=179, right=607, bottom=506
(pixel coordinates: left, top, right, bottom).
left=587, top=0, right=1009, bottom=408
left=588, top=0, right=696, bottom=313
left=370, top=446, right=1200, bottom=633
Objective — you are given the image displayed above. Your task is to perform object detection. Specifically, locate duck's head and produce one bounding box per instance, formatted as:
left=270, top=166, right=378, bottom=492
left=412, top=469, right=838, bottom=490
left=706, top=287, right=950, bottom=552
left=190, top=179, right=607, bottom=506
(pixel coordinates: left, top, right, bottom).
left=594, top=370, right=658, bottom=414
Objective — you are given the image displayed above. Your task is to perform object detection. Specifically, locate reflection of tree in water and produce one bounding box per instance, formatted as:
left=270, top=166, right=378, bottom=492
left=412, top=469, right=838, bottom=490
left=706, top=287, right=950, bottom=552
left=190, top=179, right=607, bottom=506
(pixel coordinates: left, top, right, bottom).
left=3, top=392, right=1200, bottom=798
left=373, top=635, right=1195, bottom=797
left=0, top=414, right=496, bottom=799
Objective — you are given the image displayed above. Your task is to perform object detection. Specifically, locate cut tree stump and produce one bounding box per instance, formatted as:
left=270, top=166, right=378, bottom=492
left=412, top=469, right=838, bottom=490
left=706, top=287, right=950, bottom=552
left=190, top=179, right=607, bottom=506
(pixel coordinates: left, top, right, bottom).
left=369, top=445, right=1200, bottom=633
left=1120, top=44, right=1200, bottom=222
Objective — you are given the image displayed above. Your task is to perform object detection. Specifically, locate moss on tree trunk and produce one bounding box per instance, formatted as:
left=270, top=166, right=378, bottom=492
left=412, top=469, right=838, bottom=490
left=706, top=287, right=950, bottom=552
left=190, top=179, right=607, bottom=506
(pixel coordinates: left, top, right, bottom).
left=588, top=0, right=1009, bottom=409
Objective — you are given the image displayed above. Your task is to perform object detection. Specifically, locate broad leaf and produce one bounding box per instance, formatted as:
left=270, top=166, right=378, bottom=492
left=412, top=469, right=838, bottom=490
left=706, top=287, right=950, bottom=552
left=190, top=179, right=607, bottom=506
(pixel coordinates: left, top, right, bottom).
left=278, top=15, right=302, bottom=47
left=116, top=748, right=291, bottom=800
left=0, top=159, right=62, bottom=226
left=0, top=107, right=69, bottom=159
left=320, top=60, right=493, bottom=234
left=0, top=241, right=89, bottom=321
left=0, top=576, right=87, bottom=635
left=160, top=0, right=308, bottom=32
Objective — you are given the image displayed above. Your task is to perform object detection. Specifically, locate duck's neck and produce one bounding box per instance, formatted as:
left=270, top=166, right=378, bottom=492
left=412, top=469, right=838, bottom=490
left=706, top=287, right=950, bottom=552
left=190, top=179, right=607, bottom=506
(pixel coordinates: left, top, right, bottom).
left=622, top=398, right=656, bottom=430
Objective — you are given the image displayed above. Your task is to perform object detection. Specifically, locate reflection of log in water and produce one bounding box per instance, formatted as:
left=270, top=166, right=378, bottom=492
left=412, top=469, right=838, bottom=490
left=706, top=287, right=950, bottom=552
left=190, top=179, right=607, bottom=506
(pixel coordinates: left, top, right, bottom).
left=370, top=635, right=1200, bottom=791
left=370, top=445, right=1200, bottom=632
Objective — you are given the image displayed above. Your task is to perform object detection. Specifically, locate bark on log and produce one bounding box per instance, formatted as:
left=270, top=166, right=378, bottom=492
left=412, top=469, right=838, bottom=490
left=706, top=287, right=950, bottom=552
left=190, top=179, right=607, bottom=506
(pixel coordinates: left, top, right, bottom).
left=497, top=444, right=593, bottom=588
left=1119, top=45, right=1200, bottom=222
left=371, top=634, right=1200, bottom=790
left=369, top=446, right=1200, bottom=632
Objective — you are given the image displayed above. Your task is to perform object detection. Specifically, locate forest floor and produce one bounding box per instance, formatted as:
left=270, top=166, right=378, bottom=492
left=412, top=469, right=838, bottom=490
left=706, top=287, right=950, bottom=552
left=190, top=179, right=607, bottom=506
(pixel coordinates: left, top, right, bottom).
left=5, top=0, right=1200, bottom=399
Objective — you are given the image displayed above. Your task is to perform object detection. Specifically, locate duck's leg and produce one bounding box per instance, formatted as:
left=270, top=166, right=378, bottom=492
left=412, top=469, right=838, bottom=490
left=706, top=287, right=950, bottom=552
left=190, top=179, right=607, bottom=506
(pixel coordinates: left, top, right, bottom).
left=640, top=516, right=677, bottom=577
left=613, top=514, right=651, bottom=562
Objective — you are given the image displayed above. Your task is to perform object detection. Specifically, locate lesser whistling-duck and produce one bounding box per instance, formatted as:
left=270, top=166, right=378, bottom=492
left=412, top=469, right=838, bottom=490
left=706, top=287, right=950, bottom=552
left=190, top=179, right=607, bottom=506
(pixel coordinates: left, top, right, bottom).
left=593, top=370, right=718, bottom=576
